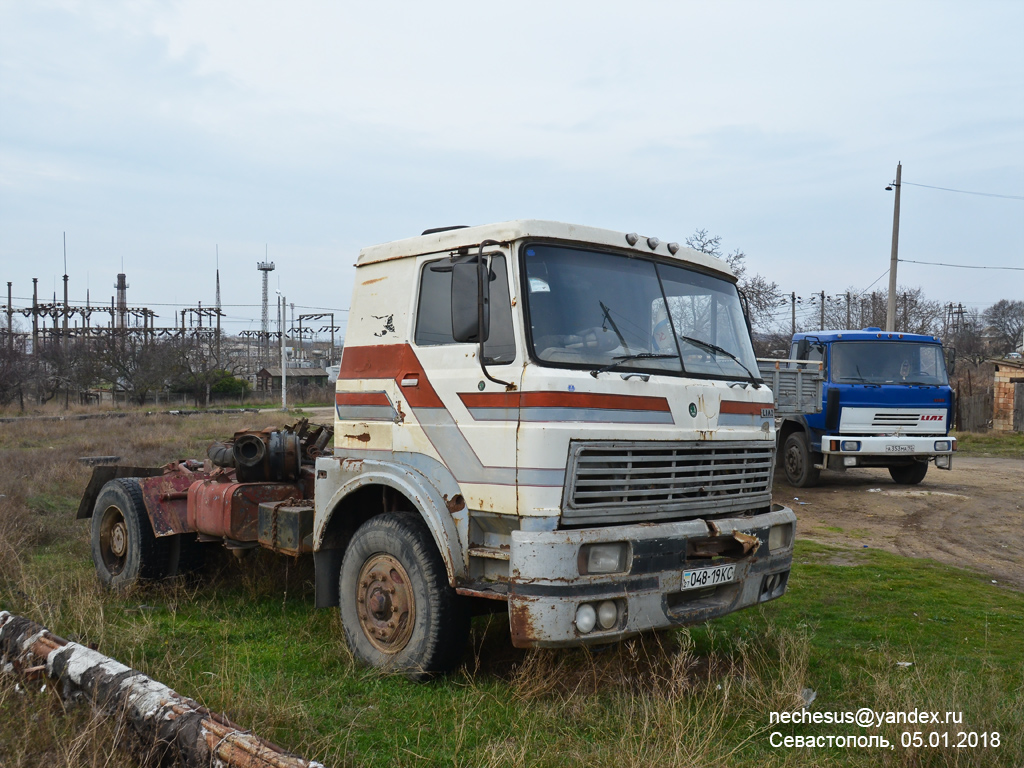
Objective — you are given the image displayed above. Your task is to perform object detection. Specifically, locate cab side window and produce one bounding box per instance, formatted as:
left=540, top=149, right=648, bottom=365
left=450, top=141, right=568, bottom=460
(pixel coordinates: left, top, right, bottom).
left=789, top=341, right=824, bottom=370
left=414, top=256, right=517, bottom=364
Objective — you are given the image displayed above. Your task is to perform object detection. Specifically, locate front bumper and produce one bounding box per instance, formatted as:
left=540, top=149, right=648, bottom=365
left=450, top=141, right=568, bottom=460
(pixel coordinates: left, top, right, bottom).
left=819, top=435, right=955, bottom=469
left=507, top=505, right=796, bottom=648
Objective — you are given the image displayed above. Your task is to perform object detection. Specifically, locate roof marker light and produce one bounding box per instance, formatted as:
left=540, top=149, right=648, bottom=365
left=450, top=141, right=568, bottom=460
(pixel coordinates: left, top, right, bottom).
left=647, top=237, right=660, bottom=250
left=625, top=233, right=640, bottom=246
left=667, top=242, right=680, bottom=254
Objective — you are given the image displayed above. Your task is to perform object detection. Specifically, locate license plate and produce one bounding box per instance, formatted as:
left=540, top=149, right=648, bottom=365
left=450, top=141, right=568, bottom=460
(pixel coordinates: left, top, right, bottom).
left=885, top=444, right=914, bottom=453
left=681, top=564, right=735, bottom=591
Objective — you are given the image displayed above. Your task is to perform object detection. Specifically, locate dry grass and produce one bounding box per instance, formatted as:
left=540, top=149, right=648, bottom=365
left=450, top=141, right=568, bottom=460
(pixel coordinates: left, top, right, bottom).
left=2, top=411, right=1021, bottom=768
left=475, top=623, right=814, bottom=768
left=0, top=411, right=286, bottom=767
left=0, top=676, right=133, bottom=768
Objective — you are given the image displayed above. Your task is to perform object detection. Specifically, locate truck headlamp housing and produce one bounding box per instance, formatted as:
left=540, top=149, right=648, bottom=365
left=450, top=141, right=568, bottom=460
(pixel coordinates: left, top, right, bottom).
left=579, top=543, right=630, bottom=575
left=840, top=440, right=861, bottom=452
left=934, top=440, right=951, bottom=452
left=768, top=523, right=794, bottom=552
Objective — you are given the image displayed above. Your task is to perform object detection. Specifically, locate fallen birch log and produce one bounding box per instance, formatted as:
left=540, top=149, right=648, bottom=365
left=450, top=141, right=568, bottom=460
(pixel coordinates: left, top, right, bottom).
left=0, top=611, right=325, bottom=768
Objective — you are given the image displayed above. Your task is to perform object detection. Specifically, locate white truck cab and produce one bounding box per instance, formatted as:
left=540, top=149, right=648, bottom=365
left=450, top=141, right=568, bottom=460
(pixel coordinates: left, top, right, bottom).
left=312, top=220, right=796, bottom=676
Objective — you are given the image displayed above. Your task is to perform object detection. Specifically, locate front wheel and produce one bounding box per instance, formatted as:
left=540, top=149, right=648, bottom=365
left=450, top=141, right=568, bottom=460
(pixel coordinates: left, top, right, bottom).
left=91, top=478, right=172, bottom=588
left=889, top=461, right=928, bottom=485
left=339, top=512, right=469, bottom=680
left=783, top=432, right=820, bottom=488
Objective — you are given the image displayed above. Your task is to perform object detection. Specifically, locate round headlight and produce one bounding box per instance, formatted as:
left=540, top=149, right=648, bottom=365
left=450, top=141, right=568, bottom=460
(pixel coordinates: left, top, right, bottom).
left=597, top=601, right=618, bottom=629
left=575, top=604, right=597, bottom=634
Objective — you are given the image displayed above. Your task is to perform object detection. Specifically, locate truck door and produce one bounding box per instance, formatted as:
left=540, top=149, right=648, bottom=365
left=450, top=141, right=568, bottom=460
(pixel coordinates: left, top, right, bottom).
left=402, top=250, right=523, bottom=516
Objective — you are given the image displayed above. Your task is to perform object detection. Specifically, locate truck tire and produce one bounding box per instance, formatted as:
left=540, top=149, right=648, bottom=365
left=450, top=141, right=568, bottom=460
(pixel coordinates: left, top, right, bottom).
left=91, top=478, right=172, bottom=588
left=783, top=432, right=820, bottom=488
left=889, top=461, right=928, bottom=485
left=339, top=512, right=469, bottom=680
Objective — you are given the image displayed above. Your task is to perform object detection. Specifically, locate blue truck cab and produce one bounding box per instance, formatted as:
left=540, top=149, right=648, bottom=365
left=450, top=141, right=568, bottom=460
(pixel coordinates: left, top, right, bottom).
left=778, top=328, right=955, bottom=487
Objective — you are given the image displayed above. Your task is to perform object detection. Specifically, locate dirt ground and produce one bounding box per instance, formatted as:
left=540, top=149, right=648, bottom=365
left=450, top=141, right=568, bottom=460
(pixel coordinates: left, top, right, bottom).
left=776, top=457, right=1024, bottom=590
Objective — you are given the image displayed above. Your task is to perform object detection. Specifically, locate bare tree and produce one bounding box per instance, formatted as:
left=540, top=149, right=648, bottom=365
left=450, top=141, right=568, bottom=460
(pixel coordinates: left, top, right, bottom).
left=950, top=307, right=988, bottom=366
left=685, top=229, right=723, bottom=258
left=99, top=333, right=179, bottom=405
left=833, top=288, right=942, bottom=336
left=173, top=330, right=249, bottom=406
left=0, top=345, right=29, bottom=408
left=685, top=230, right=783, bottom=334
left=32, top=343, right=77, bottom=406
left=982, top=299, right=1024, bottom=355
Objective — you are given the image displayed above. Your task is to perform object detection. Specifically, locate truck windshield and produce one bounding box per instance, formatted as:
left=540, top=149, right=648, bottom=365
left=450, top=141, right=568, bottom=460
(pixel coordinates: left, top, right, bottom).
left=522, top=243, right=759, bottom=381
left=831, top=341, right=949, bottom=386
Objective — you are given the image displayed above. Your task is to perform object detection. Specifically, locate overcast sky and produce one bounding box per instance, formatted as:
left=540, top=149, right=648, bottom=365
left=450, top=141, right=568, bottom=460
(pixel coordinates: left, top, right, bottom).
left=1, top=0, right=1022, bottom=338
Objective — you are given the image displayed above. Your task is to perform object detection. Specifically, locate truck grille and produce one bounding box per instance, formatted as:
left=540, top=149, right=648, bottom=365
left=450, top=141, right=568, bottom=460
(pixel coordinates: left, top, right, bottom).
left=562, top=440, right=774, bottom=526
left=871, top=412, right=922, bottom=427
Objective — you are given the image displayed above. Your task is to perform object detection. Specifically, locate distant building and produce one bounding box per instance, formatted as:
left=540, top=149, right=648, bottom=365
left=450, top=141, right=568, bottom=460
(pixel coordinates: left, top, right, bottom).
left=255, top=367, right=330, bottom=392
left=990, top=358, right=1024, bottom=433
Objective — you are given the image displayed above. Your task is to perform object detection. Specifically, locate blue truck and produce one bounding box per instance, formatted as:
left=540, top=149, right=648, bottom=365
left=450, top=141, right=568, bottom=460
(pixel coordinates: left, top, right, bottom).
left=759, top=328, right=956, bottom=487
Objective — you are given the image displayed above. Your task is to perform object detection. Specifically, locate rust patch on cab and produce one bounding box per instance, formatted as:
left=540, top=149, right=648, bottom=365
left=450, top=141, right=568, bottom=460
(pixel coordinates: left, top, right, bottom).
left=443, top=493, right=466, bottom=513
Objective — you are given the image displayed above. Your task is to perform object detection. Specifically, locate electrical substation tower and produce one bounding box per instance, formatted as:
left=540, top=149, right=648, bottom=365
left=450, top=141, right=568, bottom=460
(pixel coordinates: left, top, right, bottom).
left=257, top=259, right=276, bottom=367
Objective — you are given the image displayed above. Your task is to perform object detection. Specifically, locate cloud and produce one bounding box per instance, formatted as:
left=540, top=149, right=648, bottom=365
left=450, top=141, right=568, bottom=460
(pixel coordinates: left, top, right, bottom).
left=0, top=0, right=1021, bottom=328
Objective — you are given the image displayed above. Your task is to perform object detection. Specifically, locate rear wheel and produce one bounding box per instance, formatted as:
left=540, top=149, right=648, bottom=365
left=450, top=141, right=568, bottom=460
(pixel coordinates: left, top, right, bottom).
left=889, top=461, right=928, bottom=485
left=91, top=478, right=172, bottom=587
left=783, top=432, right=820, bottom=488
left=339, top=512, right=468, bottom=680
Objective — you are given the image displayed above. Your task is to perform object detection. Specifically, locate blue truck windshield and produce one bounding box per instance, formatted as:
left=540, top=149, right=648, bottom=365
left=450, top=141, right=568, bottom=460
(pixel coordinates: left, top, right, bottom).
left=831, top=341, right=949, bottom=386
left=522, top=243, right=759, bottom=380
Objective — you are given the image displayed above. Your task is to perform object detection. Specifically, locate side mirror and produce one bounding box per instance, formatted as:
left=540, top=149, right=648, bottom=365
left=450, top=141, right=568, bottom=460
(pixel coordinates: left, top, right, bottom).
left=945, top=346, right=956, bottom=376
left=451, top=260, right=490, bottom=343
left=796, top=338, right=810, bottom=360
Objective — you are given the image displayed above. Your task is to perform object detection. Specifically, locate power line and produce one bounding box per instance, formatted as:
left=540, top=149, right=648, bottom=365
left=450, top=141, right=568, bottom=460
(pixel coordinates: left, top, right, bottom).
left=902, top=181, right=1024, bottom=201
left=900, top=259, right=1024, bottom=271
left=857, top=268, right=890, bottom=297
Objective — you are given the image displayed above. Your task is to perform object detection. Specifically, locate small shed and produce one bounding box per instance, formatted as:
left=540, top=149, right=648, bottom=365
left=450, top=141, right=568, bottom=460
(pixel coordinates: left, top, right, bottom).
left=255, top=367, right=330, bottom=393
left=990, top=358, right=1024, bottom=433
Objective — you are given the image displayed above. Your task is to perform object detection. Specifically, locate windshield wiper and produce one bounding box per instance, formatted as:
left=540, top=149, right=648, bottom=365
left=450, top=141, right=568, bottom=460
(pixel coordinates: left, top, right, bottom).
left=599, top=301, right=630, bottom=352
left=677, top=335, right=761, bottom=388
left=590, top=353, right=678, bottom=378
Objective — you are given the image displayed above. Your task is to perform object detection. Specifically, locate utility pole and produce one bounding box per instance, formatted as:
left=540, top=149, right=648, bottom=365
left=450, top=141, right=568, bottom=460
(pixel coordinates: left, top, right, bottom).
left=845, top=292, right=852, bottom=329
left=790, top=292, right=797, bottom=336
left=819, top=290, right=826, bottom=331
left=280, top=294, right=288, bottom=410
left=32, top=278, right=38, bottom=355
left=62, top=234, right=69, bottom=355
left=6, top=282, right=12, bottom=351
left=886, top=161, right=902, bottom=332
left=215, top=246, right=221, bottom=366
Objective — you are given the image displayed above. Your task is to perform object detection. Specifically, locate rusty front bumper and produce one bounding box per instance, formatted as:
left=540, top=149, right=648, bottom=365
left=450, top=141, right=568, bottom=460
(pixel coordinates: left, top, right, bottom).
left=507, top=505, right=796, bottom=648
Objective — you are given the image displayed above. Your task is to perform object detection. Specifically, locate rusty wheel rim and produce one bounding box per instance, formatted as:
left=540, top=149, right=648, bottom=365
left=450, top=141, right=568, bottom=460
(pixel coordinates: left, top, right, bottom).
left=99, top=505, right=127, bottom=575
left=356, top=554, right=415, bottom=654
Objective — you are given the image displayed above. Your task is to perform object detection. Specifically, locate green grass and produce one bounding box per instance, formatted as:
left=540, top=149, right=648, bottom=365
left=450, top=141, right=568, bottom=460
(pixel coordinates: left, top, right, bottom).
left=953, top=430, right=1024, bottom=459
left=5, top=540, right=1021, bottom=767
left=2, top=413, right=1021, bottom=766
